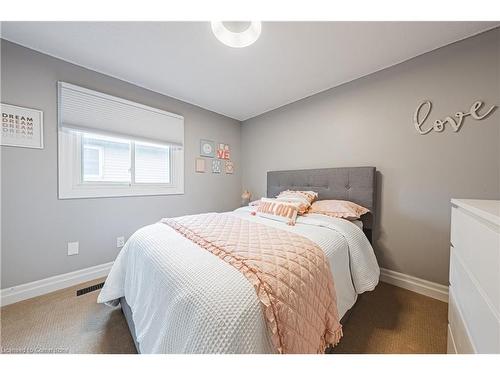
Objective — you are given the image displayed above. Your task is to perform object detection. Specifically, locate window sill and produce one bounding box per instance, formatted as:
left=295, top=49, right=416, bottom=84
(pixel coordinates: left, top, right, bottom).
left=58, top=186, right=184, bottom=199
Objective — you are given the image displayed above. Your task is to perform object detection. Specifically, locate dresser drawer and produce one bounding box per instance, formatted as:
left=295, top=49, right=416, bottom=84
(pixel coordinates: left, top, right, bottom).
left=447, top=324, right=458, bottom=354
left=451, top=206, right=500, bottom=312
left=448, top=287, right=475, bottom=353
left=450, top=250, right=500, bottom=353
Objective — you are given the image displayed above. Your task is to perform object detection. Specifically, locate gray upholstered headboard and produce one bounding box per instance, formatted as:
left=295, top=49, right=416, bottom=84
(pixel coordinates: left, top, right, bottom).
left=267, top=167, right=376, bottom=242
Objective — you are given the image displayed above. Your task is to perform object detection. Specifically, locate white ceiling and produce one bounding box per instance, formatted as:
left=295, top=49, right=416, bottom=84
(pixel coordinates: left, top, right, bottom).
left=1, top=22, right=498, bottom=121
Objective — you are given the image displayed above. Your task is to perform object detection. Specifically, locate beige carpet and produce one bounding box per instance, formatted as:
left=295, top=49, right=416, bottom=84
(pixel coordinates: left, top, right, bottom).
left=1, top=278, right=136, bottom=354
left=331, top=282, right=448, bottom=353
left=1, top=280, right=447, bottom=354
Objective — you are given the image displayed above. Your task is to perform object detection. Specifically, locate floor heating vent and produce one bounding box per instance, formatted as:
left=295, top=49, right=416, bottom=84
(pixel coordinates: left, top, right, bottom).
left=76, top=282, right=105, bottom=296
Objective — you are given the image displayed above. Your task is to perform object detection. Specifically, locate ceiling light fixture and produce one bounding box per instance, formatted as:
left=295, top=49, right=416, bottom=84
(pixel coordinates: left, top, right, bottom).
left=211, top=21, right=262, bottom=48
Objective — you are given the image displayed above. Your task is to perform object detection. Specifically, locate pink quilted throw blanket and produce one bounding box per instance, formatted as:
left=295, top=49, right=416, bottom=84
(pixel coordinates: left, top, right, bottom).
left=162, top=213, right=342, bottom=354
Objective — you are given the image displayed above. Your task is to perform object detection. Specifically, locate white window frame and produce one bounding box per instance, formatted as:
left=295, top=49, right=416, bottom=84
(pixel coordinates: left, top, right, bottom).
left=59, top=128, right=184, bottom=199
left=76, top=132, right=175, bottom=187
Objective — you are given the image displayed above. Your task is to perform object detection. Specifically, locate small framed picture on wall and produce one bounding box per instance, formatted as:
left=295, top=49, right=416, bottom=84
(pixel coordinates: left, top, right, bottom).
left=200, top=139, right=216, bottom=158
left=217, top=143, right=230, bottom=160
left=212, top=159, right=222, bottom=174
left=195, top=157, right=206, bottom=173
left=225, top=160, right=234, bottom=174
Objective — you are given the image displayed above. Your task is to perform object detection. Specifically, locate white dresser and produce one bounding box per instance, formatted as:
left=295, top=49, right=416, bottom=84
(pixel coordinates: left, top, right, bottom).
left=448, top=199, right=500, bottom=354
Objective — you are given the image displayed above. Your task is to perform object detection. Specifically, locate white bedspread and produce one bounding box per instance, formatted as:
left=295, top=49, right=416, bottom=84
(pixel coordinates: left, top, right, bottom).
left=98, top=207, right=380, bottom=353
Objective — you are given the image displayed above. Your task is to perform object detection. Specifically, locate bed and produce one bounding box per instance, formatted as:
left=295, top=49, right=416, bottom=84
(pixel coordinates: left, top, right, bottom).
left=98, top=166, right=380, bottom=354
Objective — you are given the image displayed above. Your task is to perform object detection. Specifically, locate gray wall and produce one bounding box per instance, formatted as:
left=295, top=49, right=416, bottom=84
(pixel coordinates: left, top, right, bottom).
left=2, top=29, right=499, bottom=289
left=1, top=40, right=242, bottom=288
left=241, top=29, right=500, bottom=285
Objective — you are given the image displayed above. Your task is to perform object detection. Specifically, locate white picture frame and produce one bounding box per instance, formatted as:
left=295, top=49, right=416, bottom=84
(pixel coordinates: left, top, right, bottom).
left=212, top=159, right=221, bottom=173
left=1, top=103, right=44, bottom=149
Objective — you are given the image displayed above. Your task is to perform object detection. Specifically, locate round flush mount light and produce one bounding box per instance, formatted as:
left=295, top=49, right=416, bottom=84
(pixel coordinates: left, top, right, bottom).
left=211, top=21, right=262, bottom=48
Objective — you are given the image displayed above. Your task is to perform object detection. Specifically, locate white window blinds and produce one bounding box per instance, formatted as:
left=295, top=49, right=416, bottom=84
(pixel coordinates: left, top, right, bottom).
left=58, top=82, right=184, bottom=146
left=57, top=82, right=184, bottom=199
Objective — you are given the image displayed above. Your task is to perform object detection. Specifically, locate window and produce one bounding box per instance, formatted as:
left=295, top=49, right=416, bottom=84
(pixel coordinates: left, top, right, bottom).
left=135, top=141, right=171, bottom=184
left=82, top=144, right=104, bottom=181
left=58, top=82, right=184, bottom=199
left=80, top=132, right=172, bottom=185
left=82, top=133, right=131, bottom=183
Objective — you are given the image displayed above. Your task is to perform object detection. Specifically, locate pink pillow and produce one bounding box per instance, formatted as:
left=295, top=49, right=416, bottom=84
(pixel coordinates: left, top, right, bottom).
left=254, top=198, right=301, bottom=225
left=308, top=200, right=369, bottom=219
left=275, top=190, right=318, bottom=215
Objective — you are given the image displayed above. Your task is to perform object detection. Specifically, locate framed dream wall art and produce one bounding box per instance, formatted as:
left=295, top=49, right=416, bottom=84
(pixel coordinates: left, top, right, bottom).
left=1, top=103, right=44, bottom=149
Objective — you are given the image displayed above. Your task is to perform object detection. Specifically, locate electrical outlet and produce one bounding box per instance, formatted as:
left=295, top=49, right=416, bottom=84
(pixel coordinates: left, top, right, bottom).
left=116, top=236, right=125, bottom=248
left=67, top=241, right=79, bottom=256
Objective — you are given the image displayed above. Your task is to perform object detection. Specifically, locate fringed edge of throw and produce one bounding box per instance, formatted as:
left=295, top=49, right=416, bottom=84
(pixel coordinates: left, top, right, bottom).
left=321, top=326, right=343, bottom=353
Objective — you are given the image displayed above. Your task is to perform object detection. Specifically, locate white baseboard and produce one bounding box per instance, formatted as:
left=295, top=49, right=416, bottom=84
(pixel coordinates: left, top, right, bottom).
left=0, top=263, right=448, bottom=307
left=0, top=262, right=113, bottom=307
left=380, top=267, right=449, bottom=302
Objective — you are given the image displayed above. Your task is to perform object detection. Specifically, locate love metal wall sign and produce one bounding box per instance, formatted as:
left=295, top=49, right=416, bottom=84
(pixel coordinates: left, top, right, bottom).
left=413, top=100, right=497, bottom=135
